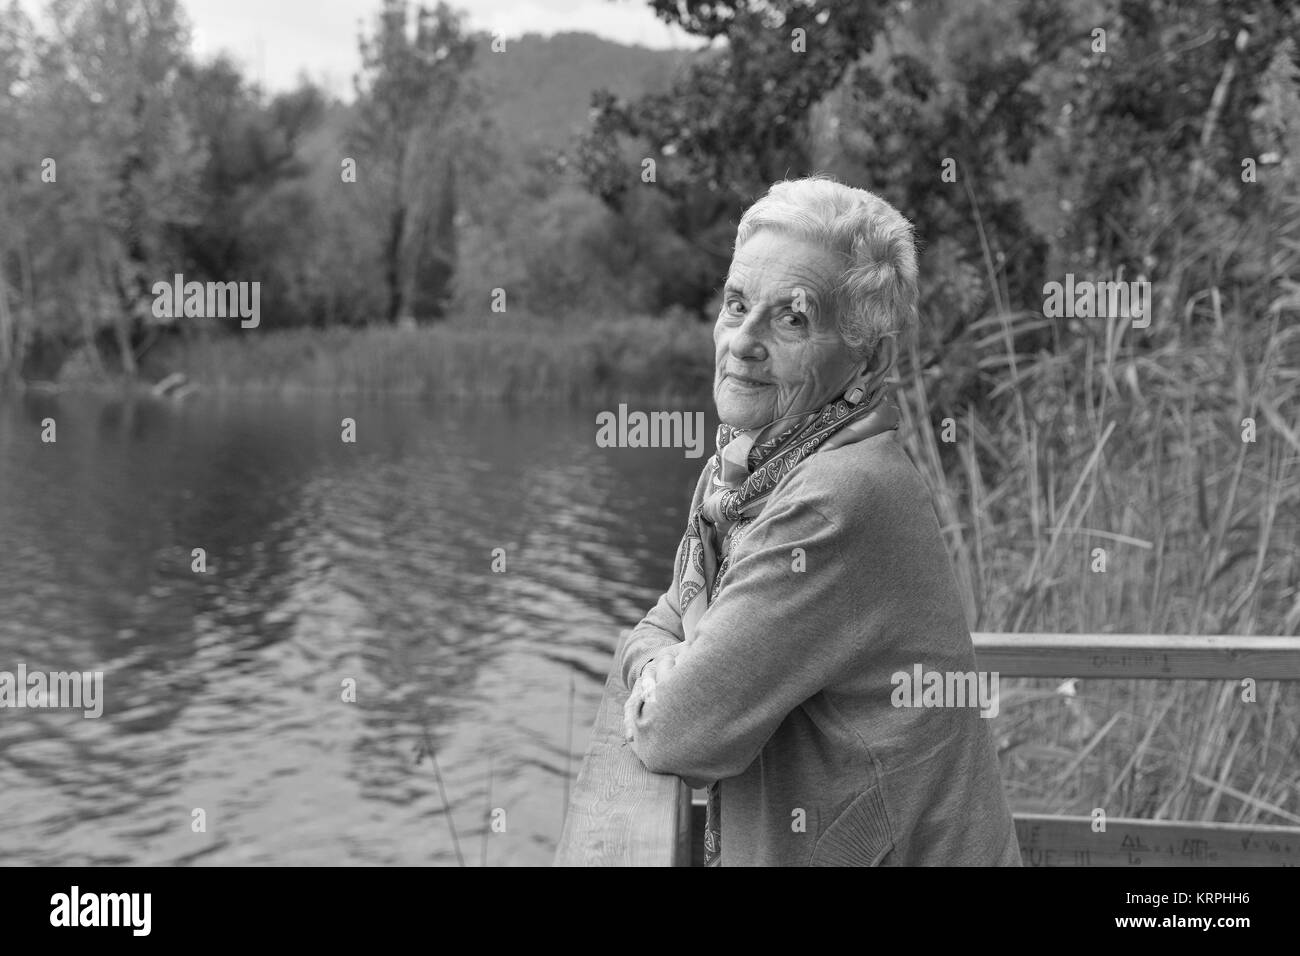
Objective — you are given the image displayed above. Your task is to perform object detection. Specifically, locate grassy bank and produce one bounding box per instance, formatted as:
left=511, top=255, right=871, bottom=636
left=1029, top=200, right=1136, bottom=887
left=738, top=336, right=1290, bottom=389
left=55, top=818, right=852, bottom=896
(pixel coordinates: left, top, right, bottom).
left=161, top=313, right=716, bottom=404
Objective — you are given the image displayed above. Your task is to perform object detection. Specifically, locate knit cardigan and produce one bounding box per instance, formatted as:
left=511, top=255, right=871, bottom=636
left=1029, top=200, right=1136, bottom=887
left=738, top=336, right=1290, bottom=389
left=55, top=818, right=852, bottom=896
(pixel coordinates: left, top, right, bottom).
left=622, top=429, right=1022, bottom=866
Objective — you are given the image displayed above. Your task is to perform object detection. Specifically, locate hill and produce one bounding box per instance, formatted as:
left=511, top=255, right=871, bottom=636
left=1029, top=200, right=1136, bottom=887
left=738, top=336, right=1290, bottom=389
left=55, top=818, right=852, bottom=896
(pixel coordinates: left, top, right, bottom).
left=469, top=31, right=690, bottom=154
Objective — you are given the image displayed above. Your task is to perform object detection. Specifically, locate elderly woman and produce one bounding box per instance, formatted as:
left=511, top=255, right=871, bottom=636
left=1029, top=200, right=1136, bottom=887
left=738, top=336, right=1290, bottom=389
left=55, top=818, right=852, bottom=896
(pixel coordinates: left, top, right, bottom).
left=619, top=176, right=1021, bottom=867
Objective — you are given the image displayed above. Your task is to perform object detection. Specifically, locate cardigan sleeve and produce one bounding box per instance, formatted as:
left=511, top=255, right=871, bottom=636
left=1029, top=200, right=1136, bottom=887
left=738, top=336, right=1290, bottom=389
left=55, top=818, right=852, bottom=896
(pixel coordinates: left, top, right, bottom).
left=619, top=585, right=685, bottom=691
left=618, top=468, right=713, bottom=691
left=628, top=468, right=893, bottom=784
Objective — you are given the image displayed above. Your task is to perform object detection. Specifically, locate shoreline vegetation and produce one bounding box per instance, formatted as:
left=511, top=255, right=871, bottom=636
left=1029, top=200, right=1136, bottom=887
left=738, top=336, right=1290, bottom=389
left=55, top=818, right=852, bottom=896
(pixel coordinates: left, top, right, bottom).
left=13, top=313, right=718, bottom=405
left=176, top=314, right=717, bottom=403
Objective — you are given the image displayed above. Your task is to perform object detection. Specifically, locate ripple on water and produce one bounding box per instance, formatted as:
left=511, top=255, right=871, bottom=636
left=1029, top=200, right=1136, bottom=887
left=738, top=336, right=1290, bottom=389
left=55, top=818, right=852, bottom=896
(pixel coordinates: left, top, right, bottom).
left=0, top=396, right=706, bottom=865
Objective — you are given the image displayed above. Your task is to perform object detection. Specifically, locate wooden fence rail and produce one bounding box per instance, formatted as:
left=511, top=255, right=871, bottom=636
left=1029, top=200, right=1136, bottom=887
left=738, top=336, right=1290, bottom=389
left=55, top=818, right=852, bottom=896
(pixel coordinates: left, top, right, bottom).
left=554, top=632, right=1300, bottom=867
left=554, top=633, right=692, bottom=866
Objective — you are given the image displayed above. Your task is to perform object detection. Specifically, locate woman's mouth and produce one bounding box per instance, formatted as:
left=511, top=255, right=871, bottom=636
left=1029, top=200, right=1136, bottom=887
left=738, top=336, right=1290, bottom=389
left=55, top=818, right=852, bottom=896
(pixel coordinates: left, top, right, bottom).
left=725, top=372, right=771, bottom=388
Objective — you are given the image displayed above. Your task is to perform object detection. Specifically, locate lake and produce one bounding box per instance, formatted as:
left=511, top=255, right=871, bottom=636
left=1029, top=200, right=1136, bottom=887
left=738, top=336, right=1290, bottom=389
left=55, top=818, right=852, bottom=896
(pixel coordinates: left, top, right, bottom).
left=0, top=392, right=711, bottom=866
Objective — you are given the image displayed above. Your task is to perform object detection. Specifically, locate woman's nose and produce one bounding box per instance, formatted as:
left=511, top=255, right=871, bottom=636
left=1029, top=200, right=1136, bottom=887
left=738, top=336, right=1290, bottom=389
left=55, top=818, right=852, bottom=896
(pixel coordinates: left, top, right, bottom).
left=729, top=312, right=768, bottom=361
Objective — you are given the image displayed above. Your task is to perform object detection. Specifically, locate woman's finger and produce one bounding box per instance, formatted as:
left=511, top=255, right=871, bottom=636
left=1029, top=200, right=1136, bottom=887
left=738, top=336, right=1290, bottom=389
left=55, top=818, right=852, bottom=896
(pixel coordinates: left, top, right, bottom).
left=624, top=648, right=686, bottom=742
left=643, top=654, right=677, bottom=687
left=622, top=692, right=640, bottom=741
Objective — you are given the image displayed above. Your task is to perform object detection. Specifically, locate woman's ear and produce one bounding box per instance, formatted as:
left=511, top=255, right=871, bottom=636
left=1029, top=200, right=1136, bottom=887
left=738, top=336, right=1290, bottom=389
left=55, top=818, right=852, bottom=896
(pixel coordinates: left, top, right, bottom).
left=846, top=335, right=898, bottom=403
left=852, top=337, right=896, bottom=390
left=866, top=335, right=898, bottom=377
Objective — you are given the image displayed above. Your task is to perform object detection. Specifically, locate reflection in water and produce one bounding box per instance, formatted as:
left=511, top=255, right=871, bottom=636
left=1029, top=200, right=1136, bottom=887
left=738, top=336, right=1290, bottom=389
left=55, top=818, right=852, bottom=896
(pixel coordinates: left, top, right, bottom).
left=0, top=393, right=710, bottom=865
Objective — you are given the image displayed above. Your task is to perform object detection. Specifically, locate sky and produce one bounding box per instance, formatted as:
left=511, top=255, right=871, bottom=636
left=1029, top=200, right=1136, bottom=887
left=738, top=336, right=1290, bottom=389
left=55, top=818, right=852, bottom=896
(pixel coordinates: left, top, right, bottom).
left=21, top=0, right=701, bottom=98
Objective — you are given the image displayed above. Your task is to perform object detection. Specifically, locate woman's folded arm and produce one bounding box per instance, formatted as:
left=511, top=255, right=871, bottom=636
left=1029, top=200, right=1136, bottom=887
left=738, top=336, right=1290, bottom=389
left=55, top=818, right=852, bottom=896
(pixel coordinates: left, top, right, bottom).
left=629, top=479, right=892, bottom=783
left=619, top=586, right=685, bottom=691
left=619, top=471, right=713, bottom=692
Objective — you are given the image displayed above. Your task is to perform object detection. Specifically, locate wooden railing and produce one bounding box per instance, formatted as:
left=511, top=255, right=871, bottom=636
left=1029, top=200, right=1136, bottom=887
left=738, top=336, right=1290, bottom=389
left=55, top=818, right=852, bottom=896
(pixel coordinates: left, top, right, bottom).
left=553, top=630, right=693, bottom=866
left=554, top=632, right=1300, bottom=867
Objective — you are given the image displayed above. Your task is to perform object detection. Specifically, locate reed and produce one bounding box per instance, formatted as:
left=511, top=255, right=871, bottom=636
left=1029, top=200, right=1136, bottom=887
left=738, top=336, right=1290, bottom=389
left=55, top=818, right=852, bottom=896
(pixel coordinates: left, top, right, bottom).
left=895, top=223, right=1300, bottom=825
left=166, top=312, right=715, bottom=405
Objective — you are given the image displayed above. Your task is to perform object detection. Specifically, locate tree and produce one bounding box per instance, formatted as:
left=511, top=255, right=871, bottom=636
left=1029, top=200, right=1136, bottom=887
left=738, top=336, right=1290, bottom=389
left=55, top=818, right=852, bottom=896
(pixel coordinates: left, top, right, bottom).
left=0, top=0, right=35, bottom=382
left=352, top=0, right=478, bottom=322
left=33, top=0, right=206, bottom=374
left=577, top=0, right=896, bottom=311
left=173, top=57, right=328, bottom=331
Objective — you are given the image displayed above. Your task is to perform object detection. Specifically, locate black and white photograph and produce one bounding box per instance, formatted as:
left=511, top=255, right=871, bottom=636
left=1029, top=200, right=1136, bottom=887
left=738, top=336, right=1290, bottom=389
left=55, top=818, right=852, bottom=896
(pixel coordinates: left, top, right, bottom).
left=0, top=0, right=1297, bottom=925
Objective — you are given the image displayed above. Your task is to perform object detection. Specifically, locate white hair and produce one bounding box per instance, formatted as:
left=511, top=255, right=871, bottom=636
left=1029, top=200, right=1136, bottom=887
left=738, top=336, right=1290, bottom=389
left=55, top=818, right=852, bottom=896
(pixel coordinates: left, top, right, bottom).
left=734, top=175, right=918, bottom=360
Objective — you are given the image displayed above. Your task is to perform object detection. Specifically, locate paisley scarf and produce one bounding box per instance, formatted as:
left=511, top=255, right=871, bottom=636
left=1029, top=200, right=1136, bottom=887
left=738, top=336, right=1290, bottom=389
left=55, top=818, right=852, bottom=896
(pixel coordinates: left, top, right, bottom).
left=675, top=385, right=901, bottom=866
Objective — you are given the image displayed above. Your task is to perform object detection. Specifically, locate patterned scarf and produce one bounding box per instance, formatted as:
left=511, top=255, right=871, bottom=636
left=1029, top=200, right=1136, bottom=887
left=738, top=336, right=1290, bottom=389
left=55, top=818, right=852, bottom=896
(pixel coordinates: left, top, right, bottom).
left=674, top=385, right=901, bottom=866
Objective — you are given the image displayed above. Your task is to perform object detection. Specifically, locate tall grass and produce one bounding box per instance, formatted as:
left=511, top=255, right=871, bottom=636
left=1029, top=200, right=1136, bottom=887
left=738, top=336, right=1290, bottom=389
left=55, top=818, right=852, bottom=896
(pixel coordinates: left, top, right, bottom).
left=165, top=312, right=714, bottom=405
left=895, top=204, right=1300, bottom=825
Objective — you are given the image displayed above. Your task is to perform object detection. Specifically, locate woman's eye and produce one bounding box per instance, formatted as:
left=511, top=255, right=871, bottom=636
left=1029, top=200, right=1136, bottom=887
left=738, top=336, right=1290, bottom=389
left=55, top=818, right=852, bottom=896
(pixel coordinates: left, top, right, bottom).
left=779, top=311, right=805, bottom=328
left=724, top=299, right=746, bottom=317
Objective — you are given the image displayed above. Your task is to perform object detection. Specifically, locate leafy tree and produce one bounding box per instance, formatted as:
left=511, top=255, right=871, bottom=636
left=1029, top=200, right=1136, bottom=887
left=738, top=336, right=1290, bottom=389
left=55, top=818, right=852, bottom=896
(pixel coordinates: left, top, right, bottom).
left=0, top=0, right=36, bottom=382
left=578, top=0, right=896, bottom=311
left=1043, top=0, right=1300, bottom=291
left=172, top=58, right=329, bottom=331
left=31, top=0, right=206, bottom=374
left=352, top=0, right=479, bottom=322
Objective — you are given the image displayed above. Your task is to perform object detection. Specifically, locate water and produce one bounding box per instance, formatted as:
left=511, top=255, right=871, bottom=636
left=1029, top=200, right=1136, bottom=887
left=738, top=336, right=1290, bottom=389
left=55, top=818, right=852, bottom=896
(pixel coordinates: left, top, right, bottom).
left=0, top=392, right=709, bottom=866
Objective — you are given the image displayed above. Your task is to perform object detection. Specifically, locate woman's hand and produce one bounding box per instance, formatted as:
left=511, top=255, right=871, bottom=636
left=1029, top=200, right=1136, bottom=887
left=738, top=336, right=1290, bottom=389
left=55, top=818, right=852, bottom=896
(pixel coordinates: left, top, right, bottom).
left=623, top=642, right=687, bottom=743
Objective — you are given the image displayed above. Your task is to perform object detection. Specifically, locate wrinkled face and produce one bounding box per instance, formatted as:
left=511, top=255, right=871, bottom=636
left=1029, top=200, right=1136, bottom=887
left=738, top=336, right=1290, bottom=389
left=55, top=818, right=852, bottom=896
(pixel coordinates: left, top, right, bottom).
left=714, top=229, right=860, bottom=431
